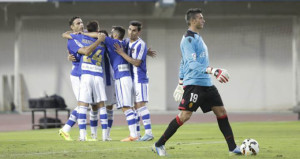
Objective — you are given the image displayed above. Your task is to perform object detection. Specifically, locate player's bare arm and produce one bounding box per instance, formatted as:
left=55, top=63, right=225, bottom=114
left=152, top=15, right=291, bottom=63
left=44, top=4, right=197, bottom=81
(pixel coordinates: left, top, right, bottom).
left=62, top=31, right=73, bottom=39
left=62, top=31, right=84, bottom=39
left=67, top=50, right=76, bottom=61
left=77, top=33, right=105, bottom=55
left=147, top=47, right=157, bottom=58
left=113, top=43, right=142, bottom=67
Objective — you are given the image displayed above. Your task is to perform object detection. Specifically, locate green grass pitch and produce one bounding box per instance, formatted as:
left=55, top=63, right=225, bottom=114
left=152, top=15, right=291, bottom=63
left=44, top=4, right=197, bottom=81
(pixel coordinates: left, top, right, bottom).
left=0, top=121, right=299, bottom=159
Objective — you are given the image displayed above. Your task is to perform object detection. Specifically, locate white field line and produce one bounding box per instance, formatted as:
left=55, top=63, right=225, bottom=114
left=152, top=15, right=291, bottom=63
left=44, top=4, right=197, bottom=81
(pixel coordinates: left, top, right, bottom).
left=0, top=140, right=227, bottom=157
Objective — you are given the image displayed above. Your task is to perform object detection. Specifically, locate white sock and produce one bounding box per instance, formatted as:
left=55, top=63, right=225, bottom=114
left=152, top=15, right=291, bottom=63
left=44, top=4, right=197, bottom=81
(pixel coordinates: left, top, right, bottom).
left=135, top=110, right=141, bottom=137
left=138, top=106, right=152, bottom=135
left=107, top=109, right=114, bottom=138
left=90, top=110, right=98, bottom=139
left=99, top=107, right=108, bottom=140
left=62, top=106, right=78, bottom=132
left=124, top=109, right=137, bottom=138
left=77, top=106, right=87, bottom=140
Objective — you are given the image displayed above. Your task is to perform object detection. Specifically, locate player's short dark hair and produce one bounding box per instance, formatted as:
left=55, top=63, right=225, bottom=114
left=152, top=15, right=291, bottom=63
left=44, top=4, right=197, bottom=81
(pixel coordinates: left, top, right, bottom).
left=185, top=8, right=202, bottom=26
left=129, top=20, right=142, bottom=31
left=112, top=26, right=125, bottom=40
left=99, top=30, right=108, bottom=37
left=69, top=16, right=81, bottom=26
left=87, top=21, right=99, bottom=32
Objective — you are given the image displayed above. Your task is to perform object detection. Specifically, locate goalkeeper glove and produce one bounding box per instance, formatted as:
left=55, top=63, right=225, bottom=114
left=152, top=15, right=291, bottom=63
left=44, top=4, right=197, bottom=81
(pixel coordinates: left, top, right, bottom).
left=206, top=67, right=230, bottom=83
left=173, top=80, right=184, bottom=102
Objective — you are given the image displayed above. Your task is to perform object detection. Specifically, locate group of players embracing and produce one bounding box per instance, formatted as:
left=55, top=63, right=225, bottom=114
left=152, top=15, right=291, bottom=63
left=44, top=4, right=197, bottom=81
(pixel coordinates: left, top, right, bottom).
left=58, top=16, right=156, bottom=142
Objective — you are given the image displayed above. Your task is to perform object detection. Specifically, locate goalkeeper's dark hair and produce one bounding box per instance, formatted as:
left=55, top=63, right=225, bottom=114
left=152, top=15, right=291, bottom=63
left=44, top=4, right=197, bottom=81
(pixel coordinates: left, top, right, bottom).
left=129, top=20, right=142, bottom=31
left=112, top=26, right=125, bottom=40
left=99, top=30, right=108, bottom=37
left=185, top=8, right=202, bottom=26
left=69, top=16, right=81, bottom=26
left=87, top=21, right=99, bottom=32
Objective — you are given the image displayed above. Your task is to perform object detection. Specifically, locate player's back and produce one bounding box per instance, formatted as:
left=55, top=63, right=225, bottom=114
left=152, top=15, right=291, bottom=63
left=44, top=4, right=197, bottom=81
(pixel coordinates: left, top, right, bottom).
left=71, top=34, right=105, bottom=77
left=180, top=30, right=211, bottom=86
left=67, top=38, right=83, bottom=77
left=104, top=36, right=131, bottom=79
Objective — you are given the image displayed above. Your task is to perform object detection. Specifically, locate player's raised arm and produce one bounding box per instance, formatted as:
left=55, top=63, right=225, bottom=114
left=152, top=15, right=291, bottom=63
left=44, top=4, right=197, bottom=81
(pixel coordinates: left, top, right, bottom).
left=82, top=32, right=99, bottom=38
left=114, top=43, right=142, bottom=67
left=62, top=31, right=73, bottom=39
left=77, top=33, right=106, bottom=55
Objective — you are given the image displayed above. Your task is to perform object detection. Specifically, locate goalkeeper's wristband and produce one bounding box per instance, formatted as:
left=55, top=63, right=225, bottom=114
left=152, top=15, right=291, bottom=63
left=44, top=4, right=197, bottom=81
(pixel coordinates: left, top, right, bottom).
left=179, top=79, right=183, bottom=85
left=206, top=67, right=221, bottom=77
left=206, top=66, right=213, bottom=74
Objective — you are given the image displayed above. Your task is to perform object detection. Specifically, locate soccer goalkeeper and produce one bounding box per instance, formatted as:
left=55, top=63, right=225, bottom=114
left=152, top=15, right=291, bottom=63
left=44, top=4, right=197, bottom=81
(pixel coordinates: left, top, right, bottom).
left=152, top=8, right=241, bottom=156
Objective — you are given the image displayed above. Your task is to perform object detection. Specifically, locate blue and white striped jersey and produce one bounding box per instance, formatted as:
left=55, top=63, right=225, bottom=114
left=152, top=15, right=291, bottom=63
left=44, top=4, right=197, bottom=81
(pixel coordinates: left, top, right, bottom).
left=67, top=39, right=82, bottom=77
left=70, top=34, right=105, bottom=77
left=179, top=30, right=212, bottom=86
left=104, top=36, right=131, bottom=79
left=127, top=37, right=149, bottom=83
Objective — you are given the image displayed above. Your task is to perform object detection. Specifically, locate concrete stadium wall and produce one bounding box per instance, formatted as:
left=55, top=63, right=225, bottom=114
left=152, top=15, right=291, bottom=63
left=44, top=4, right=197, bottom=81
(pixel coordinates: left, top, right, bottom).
left=0, top=1, right=300, bottom=112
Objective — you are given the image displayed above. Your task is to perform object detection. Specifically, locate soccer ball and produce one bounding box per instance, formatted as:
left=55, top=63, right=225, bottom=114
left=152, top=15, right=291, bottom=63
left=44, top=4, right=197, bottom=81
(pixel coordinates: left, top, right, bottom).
left=240, top=138, right=259, bottom=156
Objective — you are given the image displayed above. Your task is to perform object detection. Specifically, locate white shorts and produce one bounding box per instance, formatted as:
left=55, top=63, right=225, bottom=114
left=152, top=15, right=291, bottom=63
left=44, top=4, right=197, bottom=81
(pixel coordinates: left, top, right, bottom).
left=105, top=80, right=116, bottom=106
left=70, top=75, right=80, bottom=101
left=78, top=74, right=107, bottom=104
left=115, top=76, right=133, bottom=109
left=133, top=82, right=149, bottom=103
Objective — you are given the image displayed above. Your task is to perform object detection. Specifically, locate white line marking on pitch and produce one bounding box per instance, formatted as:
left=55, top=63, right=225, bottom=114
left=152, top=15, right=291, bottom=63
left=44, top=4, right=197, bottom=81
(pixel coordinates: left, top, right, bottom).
left=0, top=140, right=226, bottom=157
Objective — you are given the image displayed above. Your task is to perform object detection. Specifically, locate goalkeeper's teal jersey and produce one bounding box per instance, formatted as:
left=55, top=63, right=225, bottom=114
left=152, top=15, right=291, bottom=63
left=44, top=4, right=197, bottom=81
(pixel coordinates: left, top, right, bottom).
left=179, top=30, right=212, bottom=86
